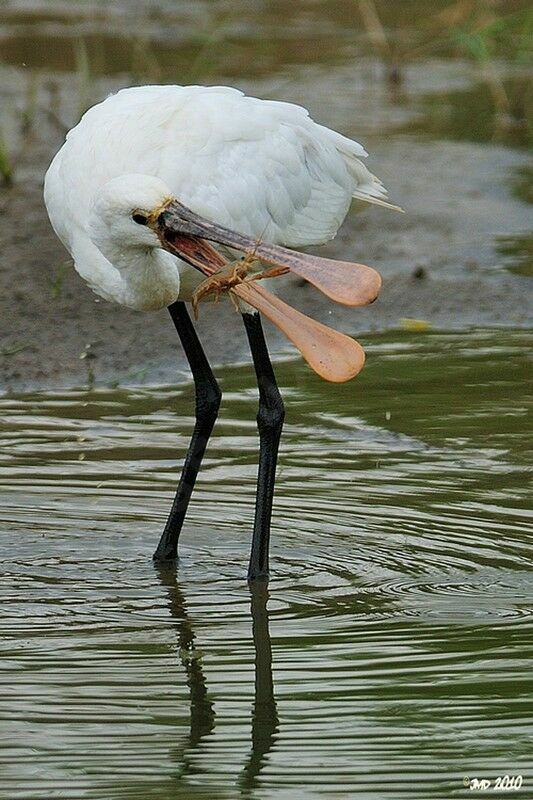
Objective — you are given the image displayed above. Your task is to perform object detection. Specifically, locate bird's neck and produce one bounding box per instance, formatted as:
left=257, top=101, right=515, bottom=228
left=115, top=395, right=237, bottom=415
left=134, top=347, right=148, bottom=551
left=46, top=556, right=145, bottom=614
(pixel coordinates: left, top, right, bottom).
left=106, top=244, right=181, bottom=310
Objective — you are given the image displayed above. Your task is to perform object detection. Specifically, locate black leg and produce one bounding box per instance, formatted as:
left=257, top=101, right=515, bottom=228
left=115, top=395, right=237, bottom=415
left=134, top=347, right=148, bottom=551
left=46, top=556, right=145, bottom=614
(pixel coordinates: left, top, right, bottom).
left=153, top=301, right=221, bottom=561
left=242, top=312, right=285, bottom=581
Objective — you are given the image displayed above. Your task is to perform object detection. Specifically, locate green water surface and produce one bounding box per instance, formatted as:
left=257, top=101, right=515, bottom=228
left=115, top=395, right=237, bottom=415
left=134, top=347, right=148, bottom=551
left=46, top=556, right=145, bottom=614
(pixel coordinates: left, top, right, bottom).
left=0, top=329, right=531, bottom=799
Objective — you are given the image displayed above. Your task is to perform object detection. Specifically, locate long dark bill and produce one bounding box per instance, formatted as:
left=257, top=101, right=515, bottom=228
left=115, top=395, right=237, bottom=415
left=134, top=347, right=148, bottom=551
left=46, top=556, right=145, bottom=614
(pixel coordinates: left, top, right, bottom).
left=152, top=199, right=382, bottom=307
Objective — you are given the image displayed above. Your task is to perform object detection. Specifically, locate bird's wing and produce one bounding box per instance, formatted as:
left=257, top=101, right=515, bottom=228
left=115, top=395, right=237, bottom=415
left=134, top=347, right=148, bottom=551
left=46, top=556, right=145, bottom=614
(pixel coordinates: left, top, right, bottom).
left=46, top=84, right=397, bottom=257
left=149, top=87, right=398, bottom=247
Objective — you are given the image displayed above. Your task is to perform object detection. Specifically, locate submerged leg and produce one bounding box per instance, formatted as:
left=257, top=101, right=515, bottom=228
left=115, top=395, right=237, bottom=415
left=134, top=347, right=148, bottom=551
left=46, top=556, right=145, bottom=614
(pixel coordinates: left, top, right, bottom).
left=153, top=301, right=221, bottom=561
left=242, top=312, right=285, bottom=581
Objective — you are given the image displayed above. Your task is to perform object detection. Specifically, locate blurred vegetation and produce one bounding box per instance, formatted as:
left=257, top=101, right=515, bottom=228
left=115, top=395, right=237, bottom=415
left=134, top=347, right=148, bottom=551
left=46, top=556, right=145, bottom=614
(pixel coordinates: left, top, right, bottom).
left=357, top=0, right=533, bottom=146
left=510, top=164, right=533, bottom=204
left=495, top=233, right=533, bottom=276
left=0, top=128, right=14, bottom=187
left=0, top=0, right=530, bottom=186
left=404, top=76, right=532, bottom=147
left=74, top=38, right=92, bottom=123
left=50, top=261, right=69, bottom=299
left=439, top=1, right=532, bottom=143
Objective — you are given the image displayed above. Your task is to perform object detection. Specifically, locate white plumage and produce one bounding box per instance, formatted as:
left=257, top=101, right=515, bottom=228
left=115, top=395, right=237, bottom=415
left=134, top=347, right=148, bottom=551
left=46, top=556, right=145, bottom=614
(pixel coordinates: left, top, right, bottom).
left=44, top=84, right=394, bottom=311
left=44, top=84, right=394, bottom=577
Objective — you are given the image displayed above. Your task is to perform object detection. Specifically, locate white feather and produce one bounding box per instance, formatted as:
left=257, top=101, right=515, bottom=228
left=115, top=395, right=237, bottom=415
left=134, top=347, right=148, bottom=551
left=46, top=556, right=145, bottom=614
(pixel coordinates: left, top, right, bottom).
left=44, top=84, right=398, bottom=310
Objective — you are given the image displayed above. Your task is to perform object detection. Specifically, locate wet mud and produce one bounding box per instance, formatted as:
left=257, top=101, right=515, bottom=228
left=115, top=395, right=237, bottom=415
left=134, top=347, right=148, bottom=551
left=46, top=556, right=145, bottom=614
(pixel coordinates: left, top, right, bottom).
left=0, top=1, right=531, bottom=392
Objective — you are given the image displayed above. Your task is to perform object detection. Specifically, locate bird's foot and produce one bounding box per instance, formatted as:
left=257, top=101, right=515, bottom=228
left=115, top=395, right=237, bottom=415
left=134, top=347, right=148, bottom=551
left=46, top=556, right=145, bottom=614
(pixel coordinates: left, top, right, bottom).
left=191, top=256, right=288, bottom=318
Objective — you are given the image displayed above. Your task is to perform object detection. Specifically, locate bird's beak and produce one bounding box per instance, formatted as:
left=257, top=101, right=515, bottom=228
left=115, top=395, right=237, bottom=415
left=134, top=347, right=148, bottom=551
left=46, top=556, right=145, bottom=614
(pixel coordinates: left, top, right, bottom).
left=149, top=199, right=382, bottom=307
left=147, top=198, right=379, bottom=383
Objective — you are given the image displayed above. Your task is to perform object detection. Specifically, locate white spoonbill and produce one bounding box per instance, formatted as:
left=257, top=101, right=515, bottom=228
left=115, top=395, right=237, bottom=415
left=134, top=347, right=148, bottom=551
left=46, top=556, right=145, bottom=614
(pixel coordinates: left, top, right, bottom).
left=44, top=84, right=396, bottom=581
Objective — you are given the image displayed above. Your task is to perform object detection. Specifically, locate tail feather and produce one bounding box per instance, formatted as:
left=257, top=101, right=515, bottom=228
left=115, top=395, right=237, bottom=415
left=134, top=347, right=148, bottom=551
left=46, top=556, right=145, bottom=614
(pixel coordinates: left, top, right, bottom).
left=331, top=131, right=403, bottom=212
left=352, top=189, right=404, bottom=212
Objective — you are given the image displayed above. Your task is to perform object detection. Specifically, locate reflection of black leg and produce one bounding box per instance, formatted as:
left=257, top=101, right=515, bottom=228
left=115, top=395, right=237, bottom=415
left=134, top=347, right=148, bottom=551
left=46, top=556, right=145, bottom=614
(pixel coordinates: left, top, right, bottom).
left=242, top=312, right=285, bottom=582
left=239, top=582, right=278, bottom=793
left=154, top=301, right=221, bottom=561
left=154, top=563, right=215, bottom=774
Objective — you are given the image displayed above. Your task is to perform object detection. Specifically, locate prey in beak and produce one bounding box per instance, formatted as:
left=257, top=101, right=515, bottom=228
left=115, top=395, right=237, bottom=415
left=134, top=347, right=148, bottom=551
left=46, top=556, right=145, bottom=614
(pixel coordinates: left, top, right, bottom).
left=149, top=199, right=382, bottom=306
left=147, top=198, right=382, bottom=384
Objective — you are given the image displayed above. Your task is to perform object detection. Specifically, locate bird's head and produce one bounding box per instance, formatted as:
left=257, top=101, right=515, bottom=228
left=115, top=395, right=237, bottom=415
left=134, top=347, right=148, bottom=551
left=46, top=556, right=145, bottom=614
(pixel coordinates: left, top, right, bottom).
left=88, top=173, right=255, bottom=275
left=89, top=174, right=173, bottom=253
left=88, top=172, right=265, bottom=277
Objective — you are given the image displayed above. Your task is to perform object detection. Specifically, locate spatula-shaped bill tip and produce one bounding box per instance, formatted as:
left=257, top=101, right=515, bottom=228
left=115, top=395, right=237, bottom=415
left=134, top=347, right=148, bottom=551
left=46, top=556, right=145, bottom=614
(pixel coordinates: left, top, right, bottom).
left=234, top=282, right=366, bottom=383
left=275, top=252, right=382, bottom=307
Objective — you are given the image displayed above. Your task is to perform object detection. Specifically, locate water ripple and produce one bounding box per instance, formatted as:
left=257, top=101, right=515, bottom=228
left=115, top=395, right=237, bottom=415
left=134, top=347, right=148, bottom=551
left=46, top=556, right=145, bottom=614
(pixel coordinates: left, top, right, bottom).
left=0, top=330, right=532, bottom=799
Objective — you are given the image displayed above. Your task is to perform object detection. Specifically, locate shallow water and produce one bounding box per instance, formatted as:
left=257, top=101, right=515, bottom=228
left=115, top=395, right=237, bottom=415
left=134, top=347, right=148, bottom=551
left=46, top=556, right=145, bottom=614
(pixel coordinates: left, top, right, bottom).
left=1, top=0, right=531, bottom=148
left=1, top=329, right=531, bottom=799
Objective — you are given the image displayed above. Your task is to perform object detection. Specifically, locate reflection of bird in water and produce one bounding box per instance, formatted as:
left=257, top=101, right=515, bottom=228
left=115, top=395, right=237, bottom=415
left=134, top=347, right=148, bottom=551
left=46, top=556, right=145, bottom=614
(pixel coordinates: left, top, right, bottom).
left=156, top=564, right=215, bottom=755
left=239, top=584, right=279, bottom=795
left=154, top=564, right=278, bottom=790
left=45, top=85, right=396, bottom=579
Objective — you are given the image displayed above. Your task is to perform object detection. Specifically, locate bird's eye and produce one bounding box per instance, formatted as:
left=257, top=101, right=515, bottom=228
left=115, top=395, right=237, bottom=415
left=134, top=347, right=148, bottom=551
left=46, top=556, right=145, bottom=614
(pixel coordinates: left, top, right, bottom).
left=132, top=212, right=148, bottom=225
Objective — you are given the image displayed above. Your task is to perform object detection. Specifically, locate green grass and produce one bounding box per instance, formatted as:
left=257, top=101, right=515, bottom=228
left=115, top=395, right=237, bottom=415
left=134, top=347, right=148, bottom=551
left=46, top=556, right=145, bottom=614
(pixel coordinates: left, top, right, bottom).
left=0, top=128, right=14, bottom=187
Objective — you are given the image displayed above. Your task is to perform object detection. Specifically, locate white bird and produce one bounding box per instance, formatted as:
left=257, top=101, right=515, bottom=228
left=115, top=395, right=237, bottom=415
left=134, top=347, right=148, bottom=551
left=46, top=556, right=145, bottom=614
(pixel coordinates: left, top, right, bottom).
left=44, top=84, right=395, bottom=581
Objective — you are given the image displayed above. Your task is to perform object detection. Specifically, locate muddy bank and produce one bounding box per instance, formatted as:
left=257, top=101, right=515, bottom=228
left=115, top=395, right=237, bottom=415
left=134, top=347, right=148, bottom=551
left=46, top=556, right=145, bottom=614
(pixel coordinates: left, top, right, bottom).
left=0, top=129, right=531, bottom=393
left=1, top=16, right=531, bottom=395
left=2, top=0, right=532, bottom=393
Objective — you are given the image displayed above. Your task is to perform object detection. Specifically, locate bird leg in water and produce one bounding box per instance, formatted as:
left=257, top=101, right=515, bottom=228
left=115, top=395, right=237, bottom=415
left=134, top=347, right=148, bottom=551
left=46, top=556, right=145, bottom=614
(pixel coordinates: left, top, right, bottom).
left=153, top=301, right=221, bottom=561
left=191, top=255, right=289, bottom=319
